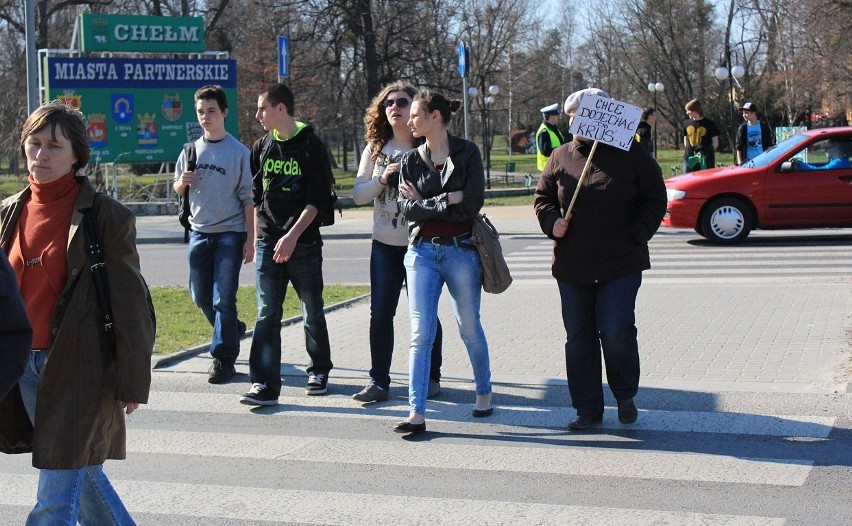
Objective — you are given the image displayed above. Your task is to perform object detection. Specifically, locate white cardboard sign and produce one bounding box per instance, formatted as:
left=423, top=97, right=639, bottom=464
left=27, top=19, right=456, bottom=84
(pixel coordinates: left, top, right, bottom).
left=568, top=95, right=643, bottom=151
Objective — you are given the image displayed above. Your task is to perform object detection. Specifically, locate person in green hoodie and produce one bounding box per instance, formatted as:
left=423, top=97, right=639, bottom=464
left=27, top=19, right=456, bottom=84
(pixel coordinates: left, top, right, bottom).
left=241, top=84, right=335, bottom=407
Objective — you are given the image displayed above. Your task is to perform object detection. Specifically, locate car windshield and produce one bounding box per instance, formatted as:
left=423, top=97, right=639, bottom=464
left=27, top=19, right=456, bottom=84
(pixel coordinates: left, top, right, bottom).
left=741, top=134, right=809, bottom=169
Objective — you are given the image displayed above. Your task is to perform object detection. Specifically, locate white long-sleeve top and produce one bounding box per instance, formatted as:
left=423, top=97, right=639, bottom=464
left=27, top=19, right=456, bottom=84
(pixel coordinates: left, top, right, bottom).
left=352, top=143, right=413, bottom=246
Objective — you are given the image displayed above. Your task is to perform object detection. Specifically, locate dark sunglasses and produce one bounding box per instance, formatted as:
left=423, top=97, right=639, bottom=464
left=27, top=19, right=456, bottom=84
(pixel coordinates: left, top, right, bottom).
left=383, top=98, right=410, bottom=109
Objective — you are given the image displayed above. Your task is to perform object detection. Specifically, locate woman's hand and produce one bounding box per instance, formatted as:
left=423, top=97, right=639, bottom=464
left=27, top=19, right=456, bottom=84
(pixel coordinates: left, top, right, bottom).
left=447, top=190, right=463, bottom=205
left=399, top=180, right=422, bottom=201
left=123, top=402, right=141, bottom=415
left=380, top=162, right=400, bottom=185
left=552, top=214, right=572, bottom=238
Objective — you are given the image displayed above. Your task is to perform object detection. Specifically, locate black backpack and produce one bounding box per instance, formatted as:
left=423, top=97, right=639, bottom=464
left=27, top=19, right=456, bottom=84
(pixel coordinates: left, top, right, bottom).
left=258, top=133, right=337, bottom=227
left=177, top=142, right=196, bottom=242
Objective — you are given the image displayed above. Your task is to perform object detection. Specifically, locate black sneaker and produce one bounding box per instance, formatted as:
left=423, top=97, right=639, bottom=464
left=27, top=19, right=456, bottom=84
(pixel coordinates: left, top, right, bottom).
left=352, top=383, right=389, bottom=403
left=208, top=359, right=235, bottom=384
left=240, top=383, right=278, bottom=406
left=305, top=373, right=328, bottom=395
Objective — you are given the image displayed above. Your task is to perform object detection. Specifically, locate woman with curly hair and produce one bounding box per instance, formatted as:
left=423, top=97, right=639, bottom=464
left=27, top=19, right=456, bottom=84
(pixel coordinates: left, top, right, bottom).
left=351, top=81, right=443, bottom=404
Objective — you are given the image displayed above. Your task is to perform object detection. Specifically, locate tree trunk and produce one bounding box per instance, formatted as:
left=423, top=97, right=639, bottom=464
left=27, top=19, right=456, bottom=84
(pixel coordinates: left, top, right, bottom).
left=356, top=0, right=380, bottom=99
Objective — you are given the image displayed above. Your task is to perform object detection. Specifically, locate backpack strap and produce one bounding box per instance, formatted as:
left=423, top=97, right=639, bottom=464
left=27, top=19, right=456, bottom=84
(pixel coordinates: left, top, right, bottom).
left=181, top=142, right=197, bottom=242
left=254, top=132, right=275, bottom=179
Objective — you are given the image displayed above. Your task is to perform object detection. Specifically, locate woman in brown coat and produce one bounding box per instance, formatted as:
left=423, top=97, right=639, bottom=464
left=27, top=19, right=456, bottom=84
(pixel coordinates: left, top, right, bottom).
left=0, top=102, right=154, bottom=525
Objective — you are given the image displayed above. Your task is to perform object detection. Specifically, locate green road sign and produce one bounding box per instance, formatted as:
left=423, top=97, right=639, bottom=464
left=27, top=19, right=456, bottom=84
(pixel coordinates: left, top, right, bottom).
left=78, top=13, right=205, bottom=54
left=44, top=56, right=238, bottom=164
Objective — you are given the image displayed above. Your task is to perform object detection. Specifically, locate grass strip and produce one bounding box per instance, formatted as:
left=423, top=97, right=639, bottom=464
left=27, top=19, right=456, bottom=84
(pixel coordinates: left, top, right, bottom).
left=150, top=284, right=370, bottom=355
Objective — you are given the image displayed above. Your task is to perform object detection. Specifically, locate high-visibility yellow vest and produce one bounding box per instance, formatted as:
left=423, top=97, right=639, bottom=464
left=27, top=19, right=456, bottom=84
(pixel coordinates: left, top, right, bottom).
left=536, top=122, right=566, bottom=171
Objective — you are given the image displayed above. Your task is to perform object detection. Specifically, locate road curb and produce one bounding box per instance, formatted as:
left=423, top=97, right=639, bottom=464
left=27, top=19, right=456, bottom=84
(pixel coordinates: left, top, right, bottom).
left=151, top=293, right=371, bottom=369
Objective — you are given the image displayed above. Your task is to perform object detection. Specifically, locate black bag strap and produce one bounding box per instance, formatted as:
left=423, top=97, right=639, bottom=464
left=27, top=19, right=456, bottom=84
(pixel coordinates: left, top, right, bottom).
left=81, top=194, right=117, bottom=352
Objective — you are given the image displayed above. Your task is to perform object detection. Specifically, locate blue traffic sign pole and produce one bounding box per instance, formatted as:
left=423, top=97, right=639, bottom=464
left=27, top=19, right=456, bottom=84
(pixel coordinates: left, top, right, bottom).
left=458, top=42, right=469, bottom=140
left=278, top=35, right=289, bottom=82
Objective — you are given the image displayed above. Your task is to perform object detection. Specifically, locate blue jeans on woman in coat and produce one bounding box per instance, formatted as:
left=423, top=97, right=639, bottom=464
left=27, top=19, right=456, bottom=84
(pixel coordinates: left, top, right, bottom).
left=557, top=272, right=643, bottom=417
left=404, top=240, right=491, bottom=415
left=18, top=351, right=136, bottom=526
left=369, top=240, right=442, bottom=390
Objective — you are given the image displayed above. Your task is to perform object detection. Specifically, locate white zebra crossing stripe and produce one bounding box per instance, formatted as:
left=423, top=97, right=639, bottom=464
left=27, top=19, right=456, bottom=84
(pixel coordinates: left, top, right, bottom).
left=0, top=474, right=785, bottom=525
left=505, top=240, right=852, bottom=285
left=508, top=259, right=852, bottom=268
left=143, top=391, right=835, bottom=438
left=124, top=429, right=813, bottom=486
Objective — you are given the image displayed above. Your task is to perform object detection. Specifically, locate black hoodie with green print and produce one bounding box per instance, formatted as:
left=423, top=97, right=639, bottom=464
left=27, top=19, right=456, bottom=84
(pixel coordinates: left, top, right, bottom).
left=251, top=122, right=333, bottom=243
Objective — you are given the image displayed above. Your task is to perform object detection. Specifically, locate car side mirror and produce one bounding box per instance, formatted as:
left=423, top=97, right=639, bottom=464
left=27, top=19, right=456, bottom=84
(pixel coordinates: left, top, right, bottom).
left=780, top=161, right=795, bottom=172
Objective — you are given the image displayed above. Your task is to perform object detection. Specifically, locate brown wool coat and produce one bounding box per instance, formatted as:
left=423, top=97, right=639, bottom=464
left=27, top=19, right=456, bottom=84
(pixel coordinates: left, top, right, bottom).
left=533, top=140, right=667, bottom=284
left=0, top=178, right=153, bottom=469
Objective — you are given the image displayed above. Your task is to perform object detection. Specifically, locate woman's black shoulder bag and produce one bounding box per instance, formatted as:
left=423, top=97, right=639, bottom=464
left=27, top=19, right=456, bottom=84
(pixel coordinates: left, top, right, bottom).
left=82, top=194, right=157, bottom=352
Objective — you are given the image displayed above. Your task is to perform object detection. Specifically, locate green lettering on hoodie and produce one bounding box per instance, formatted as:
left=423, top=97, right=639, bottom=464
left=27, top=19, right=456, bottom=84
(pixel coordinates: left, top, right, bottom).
left=262, top=123, right=308, bottom=192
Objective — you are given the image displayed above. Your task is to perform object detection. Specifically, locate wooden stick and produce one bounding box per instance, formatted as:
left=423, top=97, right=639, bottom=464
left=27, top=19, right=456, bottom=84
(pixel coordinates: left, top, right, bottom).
left=564, top=140, right=599, bottom=219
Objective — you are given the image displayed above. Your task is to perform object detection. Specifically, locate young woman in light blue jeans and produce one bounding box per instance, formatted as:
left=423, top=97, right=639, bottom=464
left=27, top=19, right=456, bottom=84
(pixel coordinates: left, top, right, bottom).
left=393, top=90, right=493, bottom=434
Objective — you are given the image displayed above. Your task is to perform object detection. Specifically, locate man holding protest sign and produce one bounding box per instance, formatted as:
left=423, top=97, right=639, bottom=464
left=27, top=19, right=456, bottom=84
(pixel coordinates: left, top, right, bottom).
left=533, top=88, right=666, bottom=430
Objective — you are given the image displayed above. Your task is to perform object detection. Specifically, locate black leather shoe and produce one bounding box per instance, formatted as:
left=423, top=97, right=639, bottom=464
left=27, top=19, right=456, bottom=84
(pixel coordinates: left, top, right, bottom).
left=393, top=420, right=426, bottom=434
left=567, top=414, right=603, bottom=430
left=617, top=398, right=638, bottom=424
left=352, top=383, right=389, bottom=403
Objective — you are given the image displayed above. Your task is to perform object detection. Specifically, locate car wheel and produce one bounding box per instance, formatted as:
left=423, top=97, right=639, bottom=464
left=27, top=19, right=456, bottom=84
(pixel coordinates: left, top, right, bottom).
left=699, top=198, right=753, bottom=244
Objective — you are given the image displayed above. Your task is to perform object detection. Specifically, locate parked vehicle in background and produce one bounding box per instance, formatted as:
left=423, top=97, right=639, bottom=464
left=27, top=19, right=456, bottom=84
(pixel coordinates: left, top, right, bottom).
left=662, top=127, right=852, bottom=243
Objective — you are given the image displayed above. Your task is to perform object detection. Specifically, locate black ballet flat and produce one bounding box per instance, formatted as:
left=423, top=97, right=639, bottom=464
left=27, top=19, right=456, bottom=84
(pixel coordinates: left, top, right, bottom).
left=472, top=407, right=493, bottom=418
left=393, top=420, right=426, bottom=434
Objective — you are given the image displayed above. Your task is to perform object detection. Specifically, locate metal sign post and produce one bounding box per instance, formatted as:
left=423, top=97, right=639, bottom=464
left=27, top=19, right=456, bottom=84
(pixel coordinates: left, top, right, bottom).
left=278, top=36, right=289, bottom=83
left=25, top=0, right=39, bottom=113
left=458, top=42, right=469, bottom=140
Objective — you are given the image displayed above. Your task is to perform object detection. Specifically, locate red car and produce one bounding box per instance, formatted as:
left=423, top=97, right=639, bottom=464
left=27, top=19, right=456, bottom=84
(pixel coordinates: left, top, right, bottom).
left=662, top=127, right=852, bottom=243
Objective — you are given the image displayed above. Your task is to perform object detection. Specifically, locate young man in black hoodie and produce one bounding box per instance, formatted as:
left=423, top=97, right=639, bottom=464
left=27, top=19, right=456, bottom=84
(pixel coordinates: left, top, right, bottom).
left=241, top=84, right=334, bottom=406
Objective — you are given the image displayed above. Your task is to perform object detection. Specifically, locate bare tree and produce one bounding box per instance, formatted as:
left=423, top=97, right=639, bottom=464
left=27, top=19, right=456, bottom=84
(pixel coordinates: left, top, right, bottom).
left=609, top=0, right=718, bottom=146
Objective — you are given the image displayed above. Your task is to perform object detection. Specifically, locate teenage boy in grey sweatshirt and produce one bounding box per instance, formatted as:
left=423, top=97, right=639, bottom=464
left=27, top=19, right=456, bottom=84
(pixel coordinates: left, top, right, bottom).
left=173, top=85, right=254, bottom=384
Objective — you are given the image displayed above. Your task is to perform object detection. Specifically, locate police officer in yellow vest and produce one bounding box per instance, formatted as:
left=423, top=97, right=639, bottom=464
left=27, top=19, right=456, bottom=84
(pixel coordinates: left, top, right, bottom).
left=536, top=103, right=567, bottom=171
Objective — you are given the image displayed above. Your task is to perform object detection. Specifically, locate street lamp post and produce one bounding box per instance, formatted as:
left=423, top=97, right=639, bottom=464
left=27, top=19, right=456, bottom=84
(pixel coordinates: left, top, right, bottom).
left=646, top=79, right=664, bottom=158
left=468, top=83, right=499, bottom=189
left=714, top=50, right=745, bottom=153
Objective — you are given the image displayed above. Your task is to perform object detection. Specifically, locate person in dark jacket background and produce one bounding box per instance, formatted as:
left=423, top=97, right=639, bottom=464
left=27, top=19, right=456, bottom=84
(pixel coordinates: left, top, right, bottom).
left=634, top=107, right=656, bottom=156
left=0, top=249, right=31, bottom=399
left=534, top=88, right=666, bottom=431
